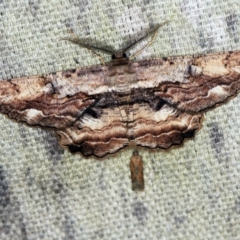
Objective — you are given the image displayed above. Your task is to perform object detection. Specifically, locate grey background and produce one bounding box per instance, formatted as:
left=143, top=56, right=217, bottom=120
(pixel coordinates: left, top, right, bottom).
left=0, top=0, right=240, bottom=239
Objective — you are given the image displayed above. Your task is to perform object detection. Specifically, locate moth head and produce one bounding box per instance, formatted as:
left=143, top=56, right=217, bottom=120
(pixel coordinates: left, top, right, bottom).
left=112, top=52, right=128, bottom=60
left=111, top=52, right=129, bottom=65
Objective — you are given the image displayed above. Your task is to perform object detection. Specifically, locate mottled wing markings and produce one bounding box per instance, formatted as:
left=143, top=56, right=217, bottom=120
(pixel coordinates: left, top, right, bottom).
left=0, top=41, right=240, bottom=157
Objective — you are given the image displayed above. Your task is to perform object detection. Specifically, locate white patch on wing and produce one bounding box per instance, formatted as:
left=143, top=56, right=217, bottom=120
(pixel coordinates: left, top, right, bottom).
left=232, top=66, right=240, bottom=73
left=209, top=85, right=228, bottom=96
left=189, top=65, right=202, bottom=76
left=203, top=60, right=230, bottom=76
left=42, top=83, right=54, bottom=94
left=26, top=109, right=43, bottom=120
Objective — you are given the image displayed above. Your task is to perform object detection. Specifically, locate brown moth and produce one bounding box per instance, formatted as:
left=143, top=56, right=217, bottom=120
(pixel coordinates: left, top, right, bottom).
left=0, top=23, right=240, bottom=158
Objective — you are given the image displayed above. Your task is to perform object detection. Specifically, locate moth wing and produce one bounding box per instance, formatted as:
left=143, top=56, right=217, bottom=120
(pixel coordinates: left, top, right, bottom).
left=153, top=52, right=240, bottom=112
left=0, top=73, right=96, bottom=128
left=131, top=52, right=240, bottom=150
left=131, top=99, right=203, bottom=150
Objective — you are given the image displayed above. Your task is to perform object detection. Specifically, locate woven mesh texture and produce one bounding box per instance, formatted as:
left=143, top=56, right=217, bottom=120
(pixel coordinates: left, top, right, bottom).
left=0, top=0, right=240, bottom=239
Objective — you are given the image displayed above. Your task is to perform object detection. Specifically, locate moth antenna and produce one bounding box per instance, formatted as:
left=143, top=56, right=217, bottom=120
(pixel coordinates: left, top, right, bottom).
left=128, top=20, right=170, bottom=60
left=60, top=30, right=113, bottom=65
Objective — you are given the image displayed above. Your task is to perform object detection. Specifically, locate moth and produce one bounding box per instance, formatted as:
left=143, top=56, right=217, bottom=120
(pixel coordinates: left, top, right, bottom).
left=0, top=22, right=240, bottom=159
